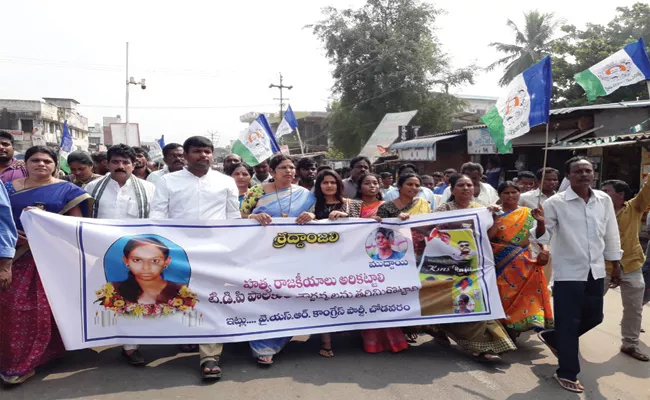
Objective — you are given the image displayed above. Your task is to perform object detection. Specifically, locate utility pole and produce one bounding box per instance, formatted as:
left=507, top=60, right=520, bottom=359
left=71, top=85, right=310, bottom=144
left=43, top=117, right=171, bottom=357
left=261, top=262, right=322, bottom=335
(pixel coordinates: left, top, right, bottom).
left=269, top=73, right=293, bottom=120
left=125, top=42, right=146, bottom=137
left=205, top=130, right=220, bottom=147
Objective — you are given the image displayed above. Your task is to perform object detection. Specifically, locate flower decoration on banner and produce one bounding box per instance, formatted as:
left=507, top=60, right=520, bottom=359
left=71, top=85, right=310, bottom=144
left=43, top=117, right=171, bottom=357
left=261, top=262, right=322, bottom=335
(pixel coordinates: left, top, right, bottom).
left=94, top=283, right=198, bottom=317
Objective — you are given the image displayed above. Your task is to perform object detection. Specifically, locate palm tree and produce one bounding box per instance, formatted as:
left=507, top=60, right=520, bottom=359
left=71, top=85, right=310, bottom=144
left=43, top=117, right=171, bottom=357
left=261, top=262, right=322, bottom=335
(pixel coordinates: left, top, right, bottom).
left=487, top=10, right=562, bottom=86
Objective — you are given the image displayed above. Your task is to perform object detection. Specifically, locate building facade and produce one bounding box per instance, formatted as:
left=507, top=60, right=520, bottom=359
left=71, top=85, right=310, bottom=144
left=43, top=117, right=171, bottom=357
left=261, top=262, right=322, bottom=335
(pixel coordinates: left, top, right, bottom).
left=0, top=97, right=89, bottom=152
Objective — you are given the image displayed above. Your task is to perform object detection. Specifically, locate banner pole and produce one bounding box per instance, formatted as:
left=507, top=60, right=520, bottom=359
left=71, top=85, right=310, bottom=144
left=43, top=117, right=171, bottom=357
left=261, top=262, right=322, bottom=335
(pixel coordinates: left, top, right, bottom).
left=295, top=127, right=305, bottom=155
left=538, top=122, right=550, bottom=207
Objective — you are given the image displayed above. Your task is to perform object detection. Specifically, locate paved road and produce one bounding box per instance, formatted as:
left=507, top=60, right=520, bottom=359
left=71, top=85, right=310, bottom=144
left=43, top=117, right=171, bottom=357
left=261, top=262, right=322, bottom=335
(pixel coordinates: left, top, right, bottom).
left=3, top=290, right=649, bottom=400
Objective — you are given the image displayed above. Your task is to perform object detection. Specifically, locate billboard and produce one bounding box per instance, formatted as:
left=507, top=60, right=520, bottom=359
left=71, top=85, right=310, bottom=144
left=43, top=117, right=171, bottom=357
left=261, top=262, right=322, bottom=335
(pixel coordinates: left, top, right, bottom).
left=358, top=110, right=418, bottom=163
left=109, top=123, right=141, bottom=147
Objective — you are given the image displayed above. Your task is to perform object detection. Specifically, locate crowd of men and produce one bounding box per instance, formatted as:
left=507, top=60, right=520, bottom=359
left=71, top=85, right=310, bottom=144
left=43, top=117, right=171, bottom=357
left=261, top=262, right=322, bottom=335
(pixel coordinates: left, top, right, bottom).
left=0, top=128, right=648, bottom=391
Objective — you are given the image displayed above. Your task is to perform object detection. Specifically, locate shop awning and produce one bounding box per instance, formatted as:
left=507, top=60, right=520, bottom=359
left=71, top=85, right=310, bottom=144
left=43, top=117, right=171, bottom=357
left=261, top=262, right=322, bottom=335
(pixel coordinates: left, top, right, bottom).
left=389, top=134, right=463, bottom=150
left=546, top=132, right=650, bottom=150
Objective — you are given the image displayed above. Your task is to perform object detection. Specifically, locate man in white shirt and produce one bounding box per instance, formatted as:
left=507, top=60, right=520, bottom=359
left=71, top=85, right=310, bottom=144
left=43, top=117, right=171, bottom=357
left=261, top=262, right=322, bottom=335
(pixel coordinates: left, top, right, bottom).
left=538, top=157, right=622, bottom=393
left=379, top=172, right=393, bottom=196
left=151, top=136, right=239, bottom=380
left=384, top=163, right=437, bottom=208
left=519, top=167, right=560, bottom=292
left=85, top=144, right=156, bottom=366
left=519, top=168, right=559, bottom=209
left=439, top=162, right=498, bottom=206
left=250, top=158, right=272, bottom=185
left=147, top=143, right=185, bottom=188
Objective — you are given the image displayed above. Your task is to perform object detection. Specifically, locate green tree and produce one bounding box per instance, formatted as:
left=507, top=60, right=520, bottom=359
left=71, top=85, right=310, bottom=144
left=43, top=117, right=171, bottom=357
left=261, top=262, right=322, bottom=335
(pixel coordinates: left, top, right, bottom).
left=309, top=0, right=473, bottom=157
left=487, top=10, right=562, bottom=86
left=552, top=3, right=650, bottom=106
left=324, top=147, right=345, bottom=160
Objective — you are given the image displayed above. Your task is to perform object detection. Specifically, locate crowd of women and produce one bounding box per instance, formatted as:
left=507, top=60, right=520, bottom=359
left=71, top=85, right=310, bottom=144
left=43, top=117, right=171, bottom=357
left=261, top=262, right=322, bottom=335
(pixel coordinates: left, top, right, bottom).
left=226, top=154, right=552, bottom=363
left=0, top=145, right=553, bottom=385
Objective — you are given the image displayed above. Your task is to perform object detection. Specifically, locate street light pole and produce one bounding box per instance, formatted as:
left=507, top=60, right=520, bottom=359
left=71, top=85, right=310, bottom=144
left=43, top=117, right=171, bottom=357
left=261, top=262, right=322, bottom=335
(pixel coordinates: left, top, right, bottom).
left=124, top=42, right=146, bottom=141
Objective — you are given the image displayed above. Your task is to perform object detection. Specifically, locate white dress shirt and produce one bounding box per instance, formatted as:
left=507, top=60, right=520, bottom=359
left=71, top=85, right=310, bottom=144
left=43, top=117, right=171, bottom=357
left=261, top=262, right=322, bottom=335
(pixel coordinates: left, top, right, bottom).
left=251, top=173, right=272, bottom=186
left=146, top=166, right=169, bottom=188
left=150, top=168, right=240, bottom=220
left=85, top=176, right=156, bottom=219
left=519, top=188, right=553, bottom=209
left=543, top=186, right=622, bottom=282
left=384, top=186, right=437, bottom=209
left=440, top=182, right=498, bottom=206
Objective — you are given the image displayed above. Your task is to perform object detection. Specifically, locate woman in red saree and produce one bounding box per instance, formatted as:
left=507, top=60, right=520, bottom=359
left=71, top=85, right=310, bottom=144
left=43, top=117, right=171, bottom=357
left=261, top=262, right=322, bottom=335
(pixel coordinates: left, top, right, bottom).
left=0, top=146, right=92, bottom=385
left=489, top=181, right=552, bottom=340
left=354, top=173, right=410, bottom=353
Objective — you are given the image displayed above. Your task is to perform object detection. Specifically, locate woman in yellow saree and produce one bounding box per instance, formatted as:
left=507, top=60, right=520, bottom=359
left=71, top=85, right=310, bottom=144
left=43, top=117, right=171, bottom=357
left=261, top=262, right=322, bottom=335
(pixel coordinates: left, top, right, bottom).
left=489, top=181, right=552, bottom=339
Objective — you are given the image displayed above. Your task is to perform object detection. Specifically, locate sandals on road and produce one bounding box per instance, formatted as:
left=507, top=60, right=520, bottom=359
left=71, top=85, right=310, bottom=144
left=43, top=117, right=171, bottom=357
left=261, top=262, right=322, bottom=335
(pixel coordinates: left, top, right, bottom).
left=257, top=355, right=274, bottom=366
left=553, top=374, right=584, bottom=393
left=620, top=347, right=650, bottom=362
left=201, top=360, right=222, bottom=380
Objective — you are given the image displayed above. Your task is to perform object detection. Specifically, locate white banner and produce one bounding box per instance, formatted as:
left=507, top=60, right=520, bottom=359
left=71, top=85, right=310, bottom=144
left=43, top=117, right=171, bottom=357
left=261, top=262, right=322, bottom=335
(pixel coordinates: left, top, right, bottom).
left=21, top=208, right=504, bottom=350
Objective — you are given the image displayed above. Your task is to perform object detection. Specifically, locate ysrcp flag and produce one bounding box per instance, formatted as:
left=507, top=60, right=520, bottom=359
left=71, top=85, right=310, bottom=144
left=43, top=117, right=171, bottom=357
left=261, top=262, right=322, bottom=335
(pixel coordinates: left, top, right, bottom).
left=232, top=114, right=280, bottom=166
left=275, top=105, right=298, bottom=139
left=480, top=57, right=552, bottom=154
left=59, top=120, right=74, bottom=173
left=575, top=38, right=650, bottom=101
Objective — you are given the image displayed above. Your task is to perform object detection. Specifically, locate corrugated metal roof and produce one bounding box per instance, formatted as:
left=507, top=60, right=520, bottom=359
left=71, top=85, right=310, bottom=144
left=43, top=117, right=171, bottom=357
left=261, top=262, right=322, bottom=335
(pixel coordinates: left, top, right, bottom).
left=547, top=131, right=650, bottom=150
left=389, top=134, right=463, bottom=150
left=550, top=100, right=650, bottom=115
left=417, top=124, right=487, bottom=139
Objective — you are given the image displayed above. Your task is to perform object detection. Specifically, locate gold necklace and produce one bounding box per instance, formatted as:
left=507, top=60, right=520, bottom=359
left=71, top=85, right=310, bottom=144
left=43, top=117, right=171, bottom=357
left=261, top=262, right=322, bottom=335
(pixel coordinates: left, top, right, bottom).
left=274, top=183, right=292, bottom=217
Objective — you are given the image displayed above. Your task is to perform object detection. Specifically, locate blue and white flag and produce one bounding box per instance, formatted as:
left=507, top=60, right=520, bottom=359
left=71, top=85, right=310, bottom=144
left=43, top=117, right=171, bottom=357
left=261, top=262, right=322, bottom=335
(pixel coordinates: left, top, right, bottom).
left=575, top=38, right=650, bottom=101
left=480, top=56, right=553, bottom=153
left=60, top=120, right=73, bottom=153
left=275, top=105, right=299, bottom=139
left=59, top=120, right=74, bottom=173
left=157, top=135, right=165, bottom=149
left=232, top=114, right=280, bottom=166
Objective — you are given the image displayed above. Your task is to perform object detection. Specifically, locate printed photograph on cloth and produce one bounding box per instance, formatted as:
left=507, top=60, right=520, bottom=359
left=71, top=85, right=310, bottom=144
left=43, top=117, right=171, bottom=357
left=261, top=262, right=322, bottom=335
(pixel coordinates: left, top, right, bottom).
left=365, top=227, right=408, bottom=261
left=410, top=219, right=486, bottom=316
left=95, top=234, right=198, bottom=318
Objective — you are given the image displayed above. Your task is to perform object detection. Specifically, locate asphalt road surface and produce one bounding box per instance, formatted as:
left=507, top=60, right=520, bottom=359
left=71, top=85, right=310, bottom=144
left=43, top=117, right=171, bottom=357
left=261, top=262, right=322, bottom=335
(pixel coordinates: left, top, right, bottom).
left=2, top=290, right=649, bottom=400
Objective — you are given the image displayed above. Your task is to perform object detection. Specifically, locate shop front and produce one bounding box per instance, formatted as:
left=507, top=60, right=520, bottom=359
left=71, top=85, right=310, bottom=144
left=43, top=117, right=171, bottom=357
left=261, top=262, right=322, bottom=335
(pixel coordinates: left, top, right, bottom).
left=547, top=132, right=650, bottom=193
left=387, top=133, right=468, bottom=174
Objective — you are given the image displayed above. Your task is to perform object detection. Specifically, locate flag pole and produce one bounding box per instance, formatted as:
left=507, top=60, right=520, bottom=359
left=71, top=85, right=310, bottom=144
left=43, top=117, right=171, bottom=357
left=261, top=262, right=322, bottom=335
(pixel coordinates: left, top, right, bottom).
left=538, top=122, right=550, bottom=207
left=295, top=127, right=305, bottom=155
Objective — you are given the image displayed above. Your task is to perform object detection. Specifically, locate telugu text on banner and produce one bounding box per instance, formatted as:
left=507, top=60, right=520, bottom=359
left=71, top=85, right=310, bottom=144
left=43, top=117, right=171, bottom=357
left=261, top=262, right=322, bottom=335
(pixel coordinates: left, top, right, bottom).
left=21, top=208, right=504, bottom=350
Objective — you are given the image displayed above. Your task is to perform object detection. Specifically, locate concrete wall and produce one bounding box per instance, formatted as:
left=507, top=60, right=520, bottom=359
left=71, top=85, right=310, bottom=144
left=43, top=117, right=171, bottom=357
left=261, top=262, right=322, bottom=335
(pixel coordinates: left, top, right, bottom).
left=0, top=99, right=42, bottom=113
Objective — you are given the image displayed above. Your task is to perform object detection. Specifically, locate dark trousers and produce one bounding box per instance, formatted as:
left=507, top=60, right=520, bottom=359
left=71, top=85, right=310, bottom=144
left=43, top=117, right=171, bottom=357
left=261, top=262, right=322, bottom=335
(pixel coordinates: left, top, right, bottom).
left=546, top=271, right=604, bottom=381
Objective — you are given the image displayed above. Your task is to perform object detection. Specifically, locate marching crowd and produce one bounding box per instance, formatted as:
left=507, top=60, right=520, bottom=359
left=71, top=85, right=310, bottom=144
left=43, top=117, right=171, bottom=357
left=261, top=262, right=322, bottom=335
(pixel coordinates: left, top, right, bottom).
left=0, top=129, right=648, bottom=394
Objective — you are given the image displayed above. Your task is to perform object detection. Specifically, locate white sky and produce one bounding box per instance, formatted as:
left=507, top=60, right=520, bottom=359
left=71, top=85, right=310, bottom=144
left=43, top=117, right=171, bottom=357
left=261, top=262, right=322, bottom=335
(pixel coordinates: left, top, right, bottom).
left=0, top=0, right=641, bottom=146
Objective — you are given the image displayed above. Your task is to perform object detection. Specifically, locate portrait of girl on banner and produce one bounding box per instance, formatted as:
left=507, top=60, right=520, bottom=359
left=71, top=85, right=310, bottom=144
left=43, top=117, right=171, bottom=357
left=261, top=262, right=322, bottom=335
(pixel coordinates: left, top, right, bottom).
left=94, top=235, right=198, bottom=318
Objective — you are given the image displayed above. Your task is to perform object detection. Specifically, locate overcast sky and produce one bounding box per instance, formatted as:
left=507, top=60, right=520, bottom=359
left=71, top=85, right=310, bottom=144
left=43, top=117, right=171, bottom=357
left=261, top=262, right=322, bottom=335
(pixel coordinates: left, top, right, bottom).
left=0, top=0, right=641, bottom=147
